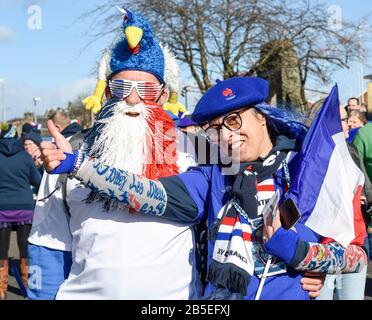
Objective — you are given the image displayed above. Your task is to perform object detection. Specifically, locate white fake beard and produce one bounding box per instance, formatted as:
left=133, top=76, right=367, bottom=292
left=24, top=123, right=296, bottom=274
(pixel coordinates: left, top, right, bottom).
left=88, top=101, right=150, bottom=174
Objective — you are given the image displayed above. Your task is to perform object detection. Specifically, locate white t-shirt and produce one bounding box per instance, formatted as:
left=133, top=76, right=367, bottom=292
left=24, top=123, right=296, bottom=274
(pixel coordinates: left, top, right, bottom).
left=55, top=150, right=200, bottom=300
left=56, top=186, right=201, bottom=300
left=28, top=171, right=78, bottom=251
left=28, top=134, right=81, bottom=251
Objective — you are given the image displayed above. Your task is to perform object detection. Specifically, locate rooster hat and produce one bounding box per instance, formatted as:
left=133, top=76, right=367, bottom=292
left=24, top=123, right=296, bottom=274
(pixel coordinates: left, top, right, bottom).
left=83, top=7, right=185, bottom=116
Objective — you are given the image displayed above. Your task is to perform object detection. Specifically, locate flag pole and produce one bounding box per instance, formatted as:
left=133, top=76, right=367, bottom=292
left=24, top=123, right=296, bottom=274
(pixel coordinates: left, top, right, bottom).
left=256, top=190, right=279, bottom=300
left=254, top=257, right=272, bottom=300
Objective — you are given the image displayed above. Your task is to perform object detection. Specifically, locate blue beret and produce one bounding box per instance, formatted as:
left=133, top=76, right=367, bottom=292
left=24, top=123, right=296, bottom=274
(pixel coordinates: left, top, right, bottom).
left=192, top=77, right=269, bottom=123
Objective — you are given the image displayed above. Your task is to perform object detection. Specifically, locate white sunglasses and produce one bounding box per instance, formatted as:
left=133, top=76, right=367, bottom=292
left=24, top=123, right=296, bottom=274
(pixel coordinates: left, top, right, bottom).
left=108, top=79, right=164, bottom=101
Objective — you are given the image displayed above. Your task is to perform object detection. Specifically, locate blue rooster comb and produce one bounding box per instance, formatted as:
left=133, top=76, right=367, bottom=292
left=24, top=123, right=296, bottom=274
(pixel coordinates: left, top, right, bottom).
left=110, top=7, right=165, bottom=83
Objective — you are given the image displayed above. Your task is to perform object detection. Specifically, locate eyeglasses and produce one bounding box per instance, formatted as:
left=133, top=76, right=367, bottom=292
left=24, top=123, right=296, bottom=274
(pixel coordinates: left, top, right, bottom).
left=204, top=108, right=250, bottom=141
left=108, top=79, right=164, bottom=102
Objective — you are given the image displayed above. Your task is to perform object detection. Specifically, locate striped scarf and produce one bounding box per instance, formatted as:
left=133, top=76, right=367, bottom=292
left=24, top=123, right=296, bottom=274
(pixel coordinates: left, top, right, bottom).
left=208, top=149, right=287, bottom=295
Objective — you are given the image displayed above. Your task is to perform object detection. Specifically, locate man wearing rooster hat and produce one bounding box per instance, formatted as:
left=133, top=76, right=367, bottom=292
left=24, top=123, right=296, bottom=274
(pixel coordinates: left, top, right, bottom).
left=28, top=7, right=198, bottom=300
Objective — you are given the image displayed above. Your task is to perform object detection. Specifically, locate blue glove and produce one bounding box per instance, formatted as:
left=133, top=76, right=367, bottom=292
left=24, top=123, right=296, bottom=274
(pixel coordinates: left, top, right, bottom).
left=264, top=227, right=300, bottom=265
left=49, top=150, right=78, bottom=174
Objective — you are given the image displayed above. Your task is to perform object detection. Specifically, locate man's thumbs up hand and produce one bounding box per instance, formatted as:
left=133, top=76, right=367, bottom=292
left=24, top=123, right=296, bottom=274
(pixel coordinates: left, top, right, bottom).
left=47, top=120, right=72, bottom=153
left=40, top=120, right=73, bottom=172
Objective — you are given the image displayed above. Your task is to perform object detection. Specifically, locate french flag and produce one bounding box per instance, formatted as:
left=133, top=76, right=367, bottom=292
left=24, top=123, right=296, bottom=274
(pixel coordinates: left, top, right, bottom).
left=287, top=85, right=365, bottom=247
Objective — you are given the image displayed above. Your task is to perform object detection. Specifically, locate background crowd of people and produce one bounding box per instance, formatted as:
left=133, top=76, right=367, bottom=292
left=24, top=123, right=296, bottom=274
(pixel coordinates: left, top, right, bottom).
left=0, top=113, right=82, bottom=300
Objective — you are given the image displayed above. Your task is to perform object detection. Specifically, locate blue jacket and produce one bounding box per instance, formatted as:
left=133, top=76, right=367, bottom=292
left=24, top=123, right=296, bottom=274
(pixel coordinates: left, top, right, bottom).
left=159, top=150, right=321, bottom=300
left=0, top=139, right=41, bottom=210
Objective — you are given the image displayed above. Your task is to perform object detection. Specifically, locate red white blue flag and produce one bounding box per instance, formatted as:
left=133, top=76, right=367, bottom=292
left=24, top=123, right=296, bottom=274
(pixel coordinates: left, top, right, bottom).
left=287, top=85, right=364, bottom=247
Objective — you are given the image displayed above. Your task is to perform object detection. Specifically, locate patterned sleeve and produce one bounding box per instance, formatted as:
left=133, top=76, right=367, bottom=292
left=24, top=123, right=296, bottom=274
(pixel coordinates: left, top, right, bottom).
left=75, top=156, right=208, bottom=223
left=264, top=227, right=368, bottom=274
left=290, top=241, right=367, bottom=274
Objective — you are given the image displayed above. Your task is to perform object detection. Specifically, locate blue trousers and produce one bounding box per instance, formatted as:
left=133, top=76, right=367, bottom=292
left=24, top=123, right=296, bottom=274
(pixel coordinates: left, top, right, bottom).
left=27, top=244, right=72, bottom=300
left=318, top=267, right=367, bottom=300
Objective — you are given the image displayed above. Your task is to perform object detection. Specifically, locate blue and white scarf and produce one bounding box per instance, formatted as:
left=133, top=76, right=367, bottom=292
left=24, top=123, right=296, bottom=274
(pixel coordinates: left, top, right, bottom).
left=208, top=138, right=294, bottom=295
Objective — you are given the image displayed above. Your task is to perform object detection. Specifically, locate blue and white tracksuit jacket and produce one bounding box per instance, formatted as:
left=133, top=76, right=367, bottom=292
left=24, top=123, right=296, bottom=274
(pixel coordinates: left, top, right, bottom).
left=158, top=153, right=321, bottom=300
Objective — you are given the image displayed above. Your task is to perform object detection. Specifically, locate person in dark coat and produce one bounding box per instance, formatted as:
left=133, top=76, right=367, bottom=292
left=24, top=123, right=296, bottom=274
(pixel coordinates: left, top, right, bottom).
left=0, top=124, right=41, bottom=299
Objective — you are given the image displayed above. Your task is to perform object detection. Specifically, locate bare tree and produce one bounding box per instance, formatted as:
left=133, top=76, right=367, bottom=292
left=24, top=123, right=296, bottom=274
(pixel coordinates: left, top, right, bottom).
left=78, top=0, right=368, bottom=111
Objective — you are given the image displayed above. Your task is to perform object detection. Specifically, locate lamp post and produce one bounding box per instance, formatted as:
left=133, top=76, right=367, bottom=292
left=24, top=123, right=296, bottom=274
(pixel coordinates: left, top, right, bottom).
left=357, top=25, right=365, bottom=106
left=0, top=79, right=5, bottom=123
left=33, top=97, right=41, bottom=124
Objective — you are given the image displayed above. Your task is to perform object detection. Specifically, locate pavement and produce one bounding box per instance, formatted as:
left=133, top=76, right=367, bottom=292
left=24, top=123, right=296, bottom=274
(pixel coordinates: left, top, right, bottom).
left=5, top=231, right=372, bottom=300
left=6, top=232, right=26, bottom=300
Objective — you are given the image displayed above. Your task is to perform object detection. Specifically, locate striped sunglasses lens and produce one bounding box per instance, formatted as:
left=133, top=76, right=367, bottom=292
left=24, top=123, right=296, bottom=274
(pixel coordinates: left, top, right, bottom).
left=109, top=79, right=163, bottom=101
